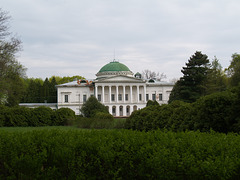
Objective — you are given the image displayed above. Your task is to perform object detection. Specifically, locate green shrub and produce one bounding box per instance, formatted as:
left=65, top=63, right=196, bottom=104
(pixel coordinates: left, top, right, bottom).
left=91, top=112, right=114, bottom=129
left=125, top=104, right=161, bottom=131
left=126, top=101, right=193, bottom=131
left=80, top=96, right=108, bottom=118
left=55, top=108, right=76, bottom=126
left=1, top=129, right=240, bottom=179
left=76, top=116, right=95, bottom=129
left=0, top=105, right=8, bottom=127
left=193, top=91, right=237, bottom=133
left=32, top=106, right=55, bottom=126
left=2, top=106, right=33, bottom=127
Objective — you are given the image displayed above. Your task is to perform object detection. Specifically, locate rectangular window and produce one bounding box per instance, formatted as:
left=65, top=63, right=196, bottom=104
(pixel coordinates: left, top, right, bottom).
left=159, top=94, right=163, bottom=101
left=64, top=95, right=68, bottom=103
left=111, top=94, right=115, bottom=101
left=152, top=94, right=156, bottom=101
left=83, top=95, right=87, bottom=102
left=139, top=94, right=142, bottom=101
left=125, top=94, right=128, bottom=101
left=146, top=94, right=149, bottom=101
left=98, top=94, right=101, bottom=101
left=112, top=107, right=116, bottom=114
left=118, top=94, right=122, bottom=101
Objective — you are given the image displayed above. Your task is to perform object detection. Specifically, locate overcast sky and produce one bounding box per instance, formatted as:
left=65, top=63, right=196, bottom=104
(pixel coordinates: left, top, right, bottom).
left=2, top=0, right=240, bottom=81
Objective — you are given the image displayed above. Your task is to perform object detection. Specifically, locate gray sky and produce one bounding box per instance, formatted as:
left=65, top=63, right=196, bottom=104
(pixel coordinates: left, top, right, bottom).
left=2, top=0, right=240, bottom=81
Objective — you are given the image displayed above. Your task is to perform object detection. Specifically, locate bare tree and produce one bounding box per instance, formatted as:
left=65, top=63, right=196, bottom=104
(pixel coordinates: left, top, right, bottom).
left=142, top=69, right=166, bottom=81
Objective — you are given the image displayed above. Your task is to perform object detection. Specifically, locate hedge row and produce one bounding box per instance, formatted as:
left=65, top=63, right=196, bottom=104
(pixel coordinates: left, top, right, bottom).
left=1, top=128, right=240, bottom=179
left=0, top=106, right=75, bottom=127
left=125, top=89, right=240, bottom=133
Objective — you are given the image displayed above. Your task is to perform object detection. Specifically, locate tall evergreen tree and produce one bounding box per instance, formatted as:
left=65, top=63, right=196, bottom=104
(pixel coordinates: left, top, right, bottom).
left=169, top=51, right=210, bottom=103
left=49, top=77, right=57, bottom=103
left=42, top=78, right=50, bottom=103
left=227, top=53, right=240, bottom=87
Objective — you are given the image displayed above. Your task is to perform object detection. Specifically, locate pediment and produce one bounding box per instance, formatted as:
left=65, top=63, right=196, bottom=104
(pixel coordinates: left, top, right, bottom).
left=95, top=75, right=145, bottom=83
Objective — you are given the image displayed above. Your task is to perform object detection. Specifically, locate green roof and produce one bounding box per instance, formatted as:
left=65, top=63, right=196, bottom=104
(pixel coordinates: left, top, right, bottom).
left=98, top=61, right=131, bottom=72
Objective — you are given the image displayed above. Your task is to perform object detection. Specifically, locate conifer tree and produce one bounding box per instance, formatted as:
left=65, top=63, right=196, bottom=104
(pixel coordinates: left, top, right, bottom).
left=169, top=51, right=210, bottom=103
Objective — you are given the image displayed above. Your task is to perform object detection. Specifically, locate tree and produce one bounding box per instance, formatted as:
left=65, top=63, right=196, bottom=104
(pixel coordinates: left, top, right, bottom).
left=42, top=78, right=50, bottom=103
left=0, top=9, right=26, bottom=106
left=49, top=77, right=57, bottom=103
left=226, top=53, right=240, bottom=87
left=142, top=69, right=166, bottom=81
left=80, top=96, right=108, bottom=118
left=169, top=51, right=210, bottom=103
left=204, top=56, right=227, bottom=94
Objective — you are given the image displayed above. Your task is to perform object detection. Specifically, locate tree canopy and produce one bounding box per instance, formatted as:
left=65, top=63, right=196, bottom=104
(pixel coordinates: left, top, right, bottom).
left=227, top=53, right=240, bottom=87
left=80, top=96, right=109, bottom=118
left=169, top=51, right=210, bottom=103
left=0, top=9, right=26, bottom=106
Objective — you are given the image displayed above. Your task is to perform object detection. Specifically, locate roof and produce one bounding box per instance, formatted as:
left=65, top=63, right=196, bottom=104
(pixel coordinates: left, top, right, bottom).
left=98, top=61, right=131, bottom=73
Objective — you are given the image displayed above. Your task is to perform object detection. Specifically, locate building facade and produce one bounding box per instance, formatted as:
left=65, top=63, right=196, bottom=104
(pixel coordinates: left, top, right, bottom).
left=57, top=61, right=174, bottom=117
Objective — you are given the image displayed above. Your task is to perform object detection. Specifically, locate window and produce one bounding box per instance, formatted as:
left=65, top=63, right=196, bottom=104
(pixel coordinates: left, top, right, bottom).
left=139, top=94, right=142, bottom=101
left=146, top=94, right=149, bottom=101
left=111, top=94, right=115, bottom=101
left=118, top=94, right=122, bottom=101
left=159, top=94, right=163, bottom=101
left=152, top=94, right=156, bottom=101
left=83, top=95, right=87, bottom=102
left=125, top=94, right=128, bottom=101
left=112, top=107, right=116, bottom=114
left=97, top=94, right=101, bottom=101
left=64, top=95, right=68, bottom=103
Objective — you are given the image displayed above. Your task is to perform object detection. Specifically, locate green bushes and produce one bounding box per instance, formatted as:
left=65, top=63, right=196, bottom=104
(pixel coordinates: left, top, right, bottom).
left=75, top=113, right=123, bottom=129
left=0, top=106, right=75, bottom=127
left=80, top=96, right=108, bottom=118
left=126, top=89, right=240, bottom=133
left=1, top=128, right=240, bottom=179
left=125, top=101, right=193, bottom=132
left=55, top=108, right=76, bottom=126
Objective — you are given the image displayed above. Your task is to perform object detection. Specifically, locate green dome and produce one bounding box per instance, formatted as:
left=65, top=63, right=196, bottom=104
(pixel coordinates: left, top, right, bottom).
left=98, top=61, right=131, bottom=72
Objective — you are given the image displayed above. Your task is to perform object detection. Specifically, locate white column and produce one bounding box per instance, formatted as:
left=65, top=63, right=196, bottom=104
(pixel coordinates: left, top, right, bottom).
left=102, top=86, right=105, bottom=103
left=116, top=85, right=119, bottom=103
left=116, top=105, right=119, bottom=117
left=123, top=85, right=125, bottom=103
left=130, top=85, right=132, bottom=103
left=137, top=85, right=139, bottom=103
left=129, top=105, right=133, bottom=116
left=144, top=85, right=147, bottom=103
left=109, top=85, right=111, bottom=103
left=123, top=105, right=126, bottom=116
left=95, top=85, right=98, bottom=99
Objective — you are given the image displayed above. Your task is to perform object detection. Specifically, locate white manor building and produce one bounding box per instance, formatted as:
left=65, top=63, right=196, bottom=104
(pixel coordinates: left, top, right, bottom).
left=56, top=61, right=174, bottom=117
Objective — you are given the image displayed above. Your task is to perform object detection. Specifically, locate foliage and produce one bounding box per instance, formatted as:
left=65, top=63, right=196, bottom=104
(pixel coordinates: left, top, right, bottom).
left=0, top=9, right=26, bottom=106
left=146, top=100, right=159, bottom=107
left=2, top=128, right=240, bottom=179
left=21, top=76, right=85, bottom=103
left=226, top=53, right=240, bottom=87
left=169, top=51, right=210, bottom=103
left=54, top=108, right=75, bottom=126
left=193, top=91, right=237, bottom=133
left=127, top=89, right=240, bottom=133
left=204, top=56, right=227, bottom=94
left=80, top=96, right=109, bottom=118
left=91, top=112, right=114, bottom=129
left=0, top=105, right=76, bottom=127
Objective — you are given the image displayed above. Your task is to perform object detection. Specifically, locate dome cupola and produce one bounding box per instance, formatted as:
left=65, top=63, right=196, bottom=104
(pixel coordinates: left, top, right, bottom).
left=96, top=61, right=134, bottom=78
